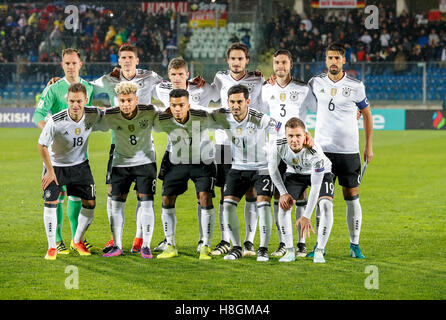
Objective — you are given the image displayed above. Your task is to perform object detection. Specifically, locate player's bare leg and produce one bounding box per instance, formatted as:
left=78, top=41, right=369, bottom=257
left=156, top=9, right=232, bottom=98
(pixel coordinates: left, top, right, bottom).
left=343, top=187, right=365, bottom=259
left=157, top=196, right=179, bottom=259
left=256, top=195, right=272, bottom=262
left=243, top=186, right=258, bottom=256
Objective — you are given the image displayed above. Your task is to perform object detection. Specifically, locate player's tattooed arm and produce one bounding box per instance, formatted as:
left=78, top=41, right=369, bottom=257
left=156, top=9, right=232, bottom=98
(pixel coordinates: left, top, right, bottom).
left=190, top=75, right=206, bottom=89
left=110, top=67, right=120, bottom=79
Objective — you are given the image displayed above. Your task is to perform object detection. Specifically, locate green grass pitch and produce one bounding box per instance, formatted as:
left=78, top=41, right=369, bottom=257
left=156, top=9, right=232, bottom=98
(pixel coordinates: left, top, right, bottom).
left=0, top=128, right=445, bottom=300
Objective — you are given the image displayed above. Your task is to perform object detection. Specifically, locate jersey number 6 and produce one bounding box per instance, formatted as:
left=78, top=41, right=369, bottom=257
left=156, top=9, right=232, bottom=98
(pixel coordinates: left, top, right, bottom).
left=328, top=98, right=335, bottom=111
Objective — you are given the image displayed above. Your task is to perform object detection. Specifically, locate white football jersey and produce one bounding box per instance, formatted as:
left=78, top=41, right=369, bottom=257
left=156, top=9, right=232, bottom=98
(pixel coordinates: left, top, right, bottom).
left=154, top=80, right=219, bottom=109
left=91, top=69, right=163, bottom=107
left=38, top=107, right=102, bottom=167
left=153, top=106, right=226, bottom=165
left=95, top=105, right=160, bottom=167
left=309, top=72, right=370, bottom=153
left=212, top=70, right=265, bottom=144
left=262, top=78, right=317, bottom=136
left=268, top=140, right=331, bottom=195
left=222, top=108, right=279, bottom=171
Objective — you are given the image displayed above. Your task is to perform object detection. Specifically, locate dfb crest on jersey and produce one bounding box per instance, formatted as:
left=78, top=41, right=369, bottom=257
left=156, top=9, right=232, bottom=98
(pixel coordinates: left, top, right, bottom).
left=44, top=190, right=51, bottom=199
left=246, top=83, right=254, bottom=93
left=191, top=93, right=200, bottom=103
left=246, top=122, right=256, bottom=135
left=138, top=81, right=145, bottom=88
left=290, top=90, right=299, bottom=101
left=139, top=119, right=148, bottom=129
left=342, top=87, right=351, bottom=97
left=330, top=88, right=337, bottom=96
left=236, top=127, right=243, bottom=136
left=280, top=93, right=286, bottom=102
left=74, top=128, right=81, bottom=135
left=128, top=124, right=135, bottom=132
left=292, top=158, right=299, bottom=165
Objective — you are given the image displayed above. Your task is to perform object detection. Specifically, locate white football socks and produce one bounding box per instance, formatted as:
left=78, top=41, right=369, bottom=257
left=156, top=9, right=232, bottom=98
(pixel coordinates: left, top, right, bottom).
left=223, top=199, right=241, bottom=247
left=218, top=200, right=230, bottom=243
left=316, top=199, right=334, bottom=250
left=200, top=206, right=215, bottom=247
left=278, top=207, right=293, bottom=249
left=197, top=201, right=203, bottom=242
left=135, top=200, right=143, bottom=239
left=161, top=206, right=176, bottom=246
left=140, top=200, right=155, bottom=248
left=244, top=199, right=258, bottom=244
left=74, top=206, right=94, bottom=243
left=44, top=204, right=57, bottom=249
left=110, top=199, right=125, bottom=249
left=346, top=197, right=362, bottom=245
left=295, top=202, right=306, bottom=244
left=273, top=200, right=284, bottom=244
left=258, top=202, right=272, bottom=248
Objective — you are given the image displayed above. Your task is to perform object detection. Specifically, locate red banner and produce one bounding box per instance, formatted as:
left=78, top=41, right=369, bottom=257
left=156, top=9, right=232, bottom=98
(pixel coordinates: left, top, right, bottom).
left=141, top=2, right=189, bottom=14
left=311, top=0, right=365, bottom=8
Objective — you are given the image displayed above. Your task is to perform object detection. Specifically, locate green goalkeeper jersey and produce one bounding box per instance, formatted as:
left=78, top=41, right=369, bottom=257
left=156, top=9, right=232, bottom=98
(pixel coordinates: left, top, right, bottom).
left=32, top=77, right=94, bottom=125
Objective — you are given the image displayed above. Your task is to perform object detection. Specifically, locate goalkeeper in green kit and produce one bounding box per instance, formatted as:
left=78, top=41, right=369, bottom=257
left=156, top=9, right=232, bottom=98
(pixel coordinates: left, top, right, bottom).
left=33, top=48, right=97, bottom=254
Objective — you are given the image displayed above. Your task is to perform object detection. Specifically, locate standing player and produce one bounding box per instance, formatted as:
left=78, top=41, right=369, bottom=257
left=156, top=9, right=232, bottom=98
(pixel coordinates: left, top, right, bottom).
left=91, top=44, right=163, bottom=254
left=95, top=82, right=160, bottom=259
left=33, top=48, right=95, bottom=255
left=210, top=43, right=266, bottom=257
left=262, top=49, right=317, bottom=258
left=308, top=42, right=373, bottom=259
left=153, top=89, right=227, bottom=260
left=152, top=57, right=219, bottom=253
left=38, top=83, right=102, bottom=260
left=221, top=85, right=277, bottom=262
left=268, top=117, right=334, bottom=263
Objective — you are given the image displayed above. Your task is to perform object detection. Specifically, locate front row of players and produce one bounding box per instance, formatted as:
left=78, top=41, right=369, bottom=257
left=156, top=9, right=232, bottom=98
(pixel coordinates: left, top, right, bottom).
left=39, top=81, right=331, bottom=262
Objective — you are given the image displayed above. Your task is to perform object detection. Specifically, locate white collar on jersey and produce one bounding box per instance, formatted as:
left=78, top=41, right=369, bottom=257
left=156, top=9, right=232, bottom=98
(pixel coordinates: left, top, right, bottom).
left=327, top=71, right=346, bottom=84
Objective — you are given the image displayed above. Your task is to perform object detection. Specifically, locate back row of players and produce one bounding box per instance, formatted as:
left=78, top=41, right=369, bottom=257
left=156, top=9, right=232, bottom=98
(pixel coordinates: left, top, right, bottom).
left=35, top=42, right=373, bottom=263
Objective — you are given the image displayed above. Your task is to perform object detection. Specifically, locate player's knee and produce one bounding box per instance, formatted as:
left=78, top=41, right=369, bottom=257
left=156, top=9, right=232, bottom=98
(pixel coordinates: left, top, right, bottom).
left=198, top=192, right=212, bottom=207
left=82, top=200, right=96, bottom=209
left=162, top=195, right=176, bottom=207
left=318, top=198, right=333, bottom=217
left=343, top=187, right=359, bottom=200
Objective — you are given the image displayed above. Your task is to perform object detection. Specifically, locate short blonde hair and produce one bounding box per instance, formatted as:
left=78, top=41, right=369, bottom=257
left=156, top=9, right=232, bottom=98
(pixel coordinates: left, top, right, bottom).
left=115, top=82, right=138, bottom=95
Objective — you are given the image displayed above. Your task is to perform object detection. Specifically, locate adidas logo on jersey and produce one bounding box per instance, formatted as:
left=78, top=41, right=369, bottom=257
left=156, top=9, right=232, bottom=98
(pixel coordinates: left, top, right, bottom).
left=63, top=131, right=69, bottom=135
left=116, top=126, right=122, bottom=130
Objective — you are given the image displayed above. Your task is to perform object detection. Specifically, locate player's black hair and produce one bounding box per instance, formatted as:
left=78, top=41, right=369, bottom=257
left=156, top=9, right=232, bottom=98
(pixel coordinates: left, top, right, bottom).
left=169, top=89, right=189, bottom=99
left=274, top=49, right=293, bottom=61
left=227, top=84, right=249, bottom=100
left=227, top=42, right=250, bottom=59
left=326, top=42, right=345, bottom=56
left=285, top=117, right=306, bottom=130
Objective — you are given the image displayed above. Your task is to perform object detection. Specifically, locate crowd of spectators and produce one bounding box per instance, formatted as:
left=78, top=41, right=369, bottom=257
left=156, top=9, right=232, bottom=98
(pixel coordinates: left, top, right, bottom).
left=262, top=3, right=446, bottom=64
left=0, top=3, right=178, bottom=64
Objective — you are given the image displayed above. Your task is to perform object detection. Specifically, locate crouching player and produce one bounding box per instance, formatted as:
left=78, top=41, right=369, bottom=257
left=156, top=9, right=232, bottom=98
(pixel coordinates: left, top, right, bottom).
left=268, top=117, right=334, bottom=263
left=38, top=83, right=102, bottom=260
